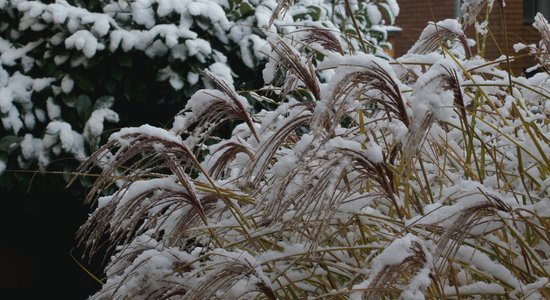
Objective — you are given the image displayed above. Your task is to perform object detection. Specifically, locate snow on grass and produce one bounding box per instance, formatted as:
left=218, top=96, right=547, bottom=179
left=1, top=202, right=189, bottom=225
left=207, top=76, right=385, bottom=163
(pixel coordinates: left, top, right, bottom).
left=79, top=34, right=550, bottom=296
left=55, top=1, right=550, bottom=299
left=110, top=124, right=183, bottom=145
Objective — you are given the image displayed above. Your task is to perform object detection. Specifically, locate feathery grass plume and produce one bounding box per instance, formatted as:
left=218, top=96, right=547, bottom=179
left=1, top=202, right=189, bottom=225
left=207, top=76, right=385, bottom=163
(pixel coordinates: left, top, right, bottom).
left=460, top=0, right=495, bottom=28
left=432, top=187, right=512, bottom=274
left=89, top=234, right=197, bottom=300
left=233, top=98, right=313, bottom=190
left=74, top=126, right=206, bottom=255
left=298, top=25, right=344, bottom=55
left=408, top=19, right=472, bottom=58
left=266, top=34, right=321, bottom=101
left=259, top=139, right=363, bottom=246
left=178, top=249, right=275, bottom=300
left=171, top=70, right=259, bottom=151
left=276, top=23, right=345, bottom=58
left=402, top=57, right=460, bottom=162
left=73, top=125, right=199, bottom=206
left=532, top=13, right=550, bottom=73
left=207, top=140, right=255, bottom=180
left=260, top=23, right=341, bottom=104
left=459, top=0, right=494, bottom=59
left=269, top=0, right=295, bottom=28
left=446, top=65, right=470, bottom=128
left=320, top=53, right=409, bottom=133
left=351, top=235, right=432, bottom=300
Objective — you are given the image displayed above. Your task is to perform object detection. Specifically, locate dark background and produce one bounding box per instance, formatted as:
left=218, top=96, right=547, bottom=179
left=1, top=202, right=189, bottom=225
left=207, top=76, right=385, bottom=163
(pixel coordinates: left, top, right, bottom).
left=0, top=179, right=102, bottom=299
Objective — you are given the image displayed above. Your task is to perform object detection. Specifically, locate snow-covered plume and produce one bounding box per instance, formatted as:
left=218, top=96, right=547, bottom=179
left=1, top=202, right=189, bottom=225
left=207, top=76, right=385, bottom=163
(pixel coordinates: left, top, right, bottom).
left=460, top=0, right=495, bottom=28
left=408, top=19, right=471, bottom=58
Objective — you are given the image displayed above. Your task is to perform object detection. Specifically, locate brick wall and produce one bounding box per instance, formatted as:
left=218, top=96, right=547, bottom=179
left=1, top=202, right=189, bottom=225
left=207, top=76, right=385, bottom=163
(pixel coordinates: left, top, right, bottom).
left=393, top=0, right=541, bottom=75
left=394, top=0, right=457, bottom=57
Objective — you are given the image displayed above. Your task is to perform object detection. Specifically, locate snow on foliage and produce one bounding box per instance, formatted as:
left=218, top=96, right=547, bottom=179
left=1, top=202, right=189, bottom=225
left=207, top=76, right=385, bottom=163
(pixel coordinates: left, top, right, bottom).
left=460, top=0, right=495, bottom=28
left=74, top=4, right=550, bottom=298
left=0, top=0, right=398, bottom=190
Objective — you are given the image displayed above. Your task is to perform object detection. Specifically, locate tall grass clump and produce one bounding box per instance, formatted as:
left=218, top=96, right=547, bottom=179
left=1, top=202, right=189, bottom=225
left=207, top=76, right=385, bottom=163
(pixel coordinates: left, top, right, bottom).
left=74, top=1, right=550, bottom=299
